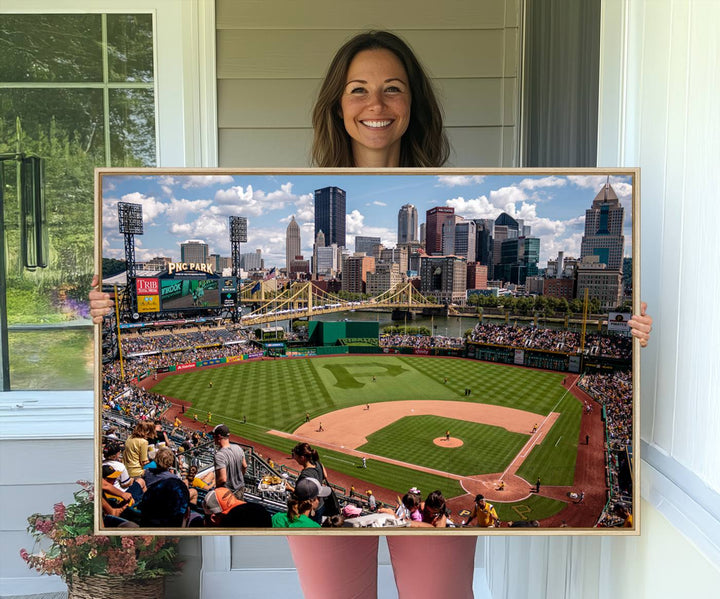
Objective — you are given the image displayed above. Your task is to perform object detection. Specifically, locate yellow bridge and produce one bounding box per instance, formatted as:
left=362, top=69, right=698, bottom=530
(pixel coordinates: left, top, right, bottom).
left=238, top=281, right=454, bottom=326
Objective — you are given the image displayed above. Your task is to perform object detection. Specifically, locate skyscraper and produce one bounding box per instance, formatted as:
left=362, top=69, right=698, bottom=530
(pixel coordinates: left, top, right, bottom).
left=397, top=204, right=418, bottom=244
left=285, top=216, right=301, bottom=273
left=180, top=240, right=209, bottom=264
left=314, top=186, right=346, bottom=248
left=425, top=206, right=454, bottom=255
left=453, top=219, right=477, bottom=262
left=580, top=181, right=625, bottom=271
left=355, top=236, right=382, bottom=255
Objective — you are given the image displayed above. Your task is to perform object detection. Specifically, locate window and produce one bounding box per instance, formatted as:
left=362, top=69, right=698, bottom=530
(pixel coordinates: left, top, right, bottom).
left=0, top=13, right=156, bottom=390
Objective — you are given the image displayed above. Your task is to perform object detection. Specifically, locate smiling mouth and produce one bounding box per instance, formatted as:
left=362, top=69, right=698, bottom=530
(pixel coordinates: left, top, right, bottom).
left=361, top=120, right=393, bottom=128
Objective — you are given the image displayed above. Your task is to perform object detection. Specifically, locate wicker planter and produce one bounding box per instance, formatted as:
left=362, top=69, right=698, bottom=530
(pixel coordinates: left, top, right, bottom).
left=67, top=576, right=165, bottom=599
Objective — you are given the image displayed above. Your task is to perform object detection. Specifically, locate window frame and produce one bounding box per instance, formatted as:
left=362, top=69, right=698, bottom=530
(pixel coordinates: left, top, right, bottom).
left=0, top=0, right=216, bottom=418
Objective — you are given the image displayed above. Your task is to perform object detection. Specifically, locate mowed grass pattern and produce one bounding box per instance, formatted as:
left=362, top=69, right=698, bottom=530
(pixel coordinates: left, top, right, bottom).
left=150, top=355, right=575, bottom=506
left=359, top=415, right=529, bottom=476
left=515, top=392, right=583, bottom=486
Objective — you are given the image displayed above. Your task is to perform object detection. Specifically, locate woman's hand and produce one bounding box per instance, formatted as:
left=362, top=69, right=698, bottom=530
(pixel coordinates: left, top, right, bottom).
left=628, top=301, right=653, bottom=348
left=89, top=274, right=113, bottom=324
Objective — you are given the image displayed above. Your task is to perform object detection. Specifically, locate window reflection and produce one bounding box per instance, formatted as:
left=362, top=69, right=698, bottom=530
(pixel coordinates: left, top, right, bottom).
left=0, top=13, right=156, bottom=390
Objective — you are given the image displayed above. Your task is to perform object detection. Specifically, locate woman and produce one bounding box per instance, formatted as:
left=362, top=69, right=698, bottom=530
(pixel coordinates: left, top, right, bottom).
left=271, top=477, right=331, bottom=529
left=89, top=29, right=653, bottom=599
left=289, top=442, right=329, bottom=524
left=123, top=420, right=155, bottom=478
left=417, top=489, right=450, bottom=528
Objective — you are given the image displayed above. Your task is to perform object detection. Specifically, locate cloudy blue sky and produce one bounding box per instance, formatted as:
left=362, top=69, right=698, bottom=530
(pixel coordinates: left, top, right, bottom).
left=101, top=172, right=634, bottom=269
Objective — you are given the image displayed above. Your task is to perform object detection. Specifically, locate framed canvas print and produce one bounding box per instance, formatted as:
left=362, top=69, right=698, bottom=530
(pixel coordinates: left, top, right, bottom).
left=94, top=167, right=639, bottom=536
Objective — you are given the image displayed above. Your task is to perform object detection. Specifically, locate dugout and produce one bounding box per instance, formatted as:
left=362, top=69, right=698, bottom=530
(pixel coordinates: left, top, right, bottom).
left=307, top=321, right=379, bottom=346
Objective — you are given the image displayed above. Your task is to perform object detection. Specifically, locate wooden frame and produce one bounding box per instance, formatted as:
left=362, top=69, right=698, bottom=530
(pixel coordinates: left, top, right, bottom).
left=94, top=167, right=639, bottom=536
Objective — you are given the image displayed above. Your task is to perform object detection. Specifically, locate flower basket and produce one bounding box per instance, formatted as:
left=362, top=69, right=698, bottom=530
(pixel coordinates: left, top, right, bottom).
left=21, top=481, right=182, bottom=593
left=67, top=575, right=164, bottom=599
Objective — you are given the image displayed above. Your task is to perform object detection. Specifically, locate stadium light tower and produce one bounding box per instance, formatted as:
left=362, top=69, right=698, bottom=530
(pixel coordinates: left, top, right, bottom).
left=229, top=216, right=248, bottom=322
left=229, top=216, right=247, bottom=278
left=118, top=202, right=144, bottom=317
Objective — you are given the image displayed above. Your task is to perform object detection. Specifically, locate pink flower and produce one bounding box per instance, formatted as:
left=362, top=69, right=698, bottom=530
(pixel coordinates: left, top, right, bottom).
left=53, top=503, right=66, bottom=522
left=19, top=549, right=29, bottom=562
left=35, top=519, right=53, bottom=534
left=121, top=537, right=135, bottom=549
left=107, top=548, right=137, bottom=576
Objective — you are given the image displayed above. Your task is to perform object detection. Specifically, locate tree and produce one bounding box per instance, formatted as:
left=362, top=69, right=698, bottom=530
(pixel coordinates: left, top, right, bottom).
left=1, top=14, right=156, bottom=325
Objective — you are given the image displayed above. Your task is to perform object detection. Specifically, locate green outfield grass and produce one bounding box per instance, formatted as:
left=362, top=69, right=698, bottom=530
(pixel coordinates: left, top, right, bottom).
left=515, top=392, right=583, bottom=486
left=358, top=415, right=529, bottom=476
left=152, top=355, right=567, bottom=431
left=150, top=355, right=574, bottom=514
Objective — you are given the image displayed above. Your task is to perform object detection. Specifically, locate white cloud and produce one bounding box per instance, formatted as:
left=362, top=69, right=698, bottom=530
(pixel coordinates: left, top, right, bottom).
left=182, top=175, right=236, bottom=189
left=446, top=195, right=499, bottom=219
left=436, top=175, right=486, bottom=187
left=372, top=200, right=387, bottom=206
left=118, top=192, right=167, bottom=223
left=213, top=182, right=311, bottom=218
left=346, top=210, right=365, bottom=235
left=518, top=176, right=568, bottom=190
left=488, top=186, right=529, bottom=211
left=165, top=197, right=213, bottom=222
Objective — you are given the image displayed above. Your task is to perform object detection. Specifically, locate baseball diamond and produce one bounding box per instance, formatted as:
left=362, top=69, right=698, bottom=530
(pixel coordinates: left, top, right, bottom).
left=148, top=354, right=602, bottom=524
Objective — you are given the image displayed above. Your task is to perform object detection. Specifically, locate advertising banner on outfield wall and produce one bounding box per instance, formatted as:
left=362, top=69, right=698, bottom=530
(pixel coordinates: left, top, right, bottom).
left=177, top=362, right=197, bottom=372
left=227, top=355, right=244, bottom=363
left=198, top=358, right=226, bottom=367
left=514, top=349, right=525, bottom=365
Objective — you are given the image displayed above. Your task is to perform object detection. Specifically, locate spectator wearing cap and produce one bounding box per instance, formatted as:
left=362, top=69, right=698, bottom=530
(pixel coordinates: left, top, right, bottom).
left=101, top=465, right=140, bottom=526
left=202, top=487, right=245, bottom=526
left=367, top=490, right=377, bottom=512
left=212, top=424, right=247, bottom=500
left=289, top=442, right=329, bottom=524
left=103, top=439, right=145, bottom=502
left=463, top=494, right=499, bottom=528
left=271, top=478, right=332, bottom=528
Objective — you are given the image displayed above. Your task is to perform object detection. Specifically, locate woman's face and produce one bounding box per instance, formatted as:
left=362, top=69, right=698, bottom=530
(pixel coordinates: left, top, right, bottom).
left=340, top=48, right=411, bottom=167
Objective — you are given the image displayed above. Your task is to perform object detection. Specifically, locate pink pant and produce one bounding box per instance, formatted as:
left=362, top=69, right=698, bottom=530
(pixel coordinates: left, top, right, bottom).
left=287, top=535, right=477, bottom=599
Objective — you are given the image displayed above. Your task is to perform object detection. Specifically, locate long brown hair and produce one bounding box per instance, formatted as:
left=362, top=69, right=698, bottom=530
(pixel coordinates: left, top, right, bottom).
left=130, top=420, right=156, bottom=440
left=311, top=30, right=449, bottom=168
left=291, top=442, right=319, bottom=464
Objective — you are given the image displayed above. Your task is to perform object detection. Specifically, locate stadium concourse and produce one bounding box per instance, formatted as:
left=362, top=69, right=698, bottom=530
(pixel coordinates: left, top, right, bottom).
left=101, top=318, right=633, bottom=529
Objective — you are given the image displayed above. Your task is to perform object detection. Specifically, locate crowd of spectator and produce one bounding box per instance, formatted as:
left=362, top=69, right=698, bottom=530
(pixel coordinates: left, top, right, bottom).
left=578, top=370, right=632, bottom=446
left=469, top=323, right=631, bottom=359
left=379, top=334, right=464, bottom=350
left=103, top=385, right=170, bottom=422
left=578, top=369, right=633, bottom=527
left=121, top=326, right=249, bottom=355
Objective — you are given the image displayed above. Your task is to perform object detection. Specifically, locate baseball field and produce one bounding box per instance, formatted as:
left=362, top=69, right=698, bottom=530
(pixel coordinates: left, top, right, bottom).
left=150, top=354, right=583, bottom=521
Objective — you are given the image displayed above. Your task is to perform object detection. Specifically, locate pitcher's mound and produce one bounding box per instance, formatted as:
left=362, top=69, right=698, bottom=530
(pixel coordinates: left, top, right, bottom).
left=433, top=437, right=463, bottom=447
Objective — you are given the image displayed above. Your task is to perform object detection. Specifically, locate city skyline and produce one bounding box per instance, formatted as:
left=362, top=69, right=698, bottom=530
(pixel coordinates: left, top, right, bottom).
left=101, top=172, right=634, bottom=271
